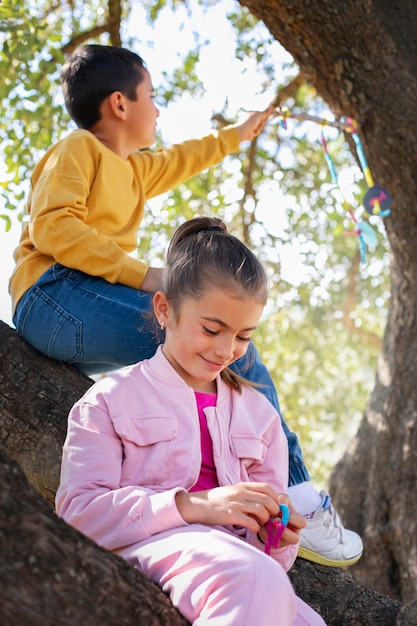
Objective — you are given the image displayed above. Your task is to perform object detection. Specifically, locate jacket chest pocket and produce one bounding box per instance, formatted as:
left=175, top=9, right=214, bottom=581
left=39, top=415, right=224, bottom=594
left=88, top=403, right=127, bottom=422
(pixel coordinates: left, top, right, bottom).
left=114, top=415, right=178, bottom=485
left=232, top=435, right=266, bottom=465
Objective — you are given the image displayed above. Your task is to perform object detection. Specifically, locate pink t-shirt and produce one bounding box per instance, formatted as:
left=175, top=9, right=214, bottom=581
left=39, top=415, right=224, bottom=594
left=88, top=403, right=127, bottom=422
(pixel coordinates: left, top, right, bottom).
left=189, top=392, right=220, bottom=492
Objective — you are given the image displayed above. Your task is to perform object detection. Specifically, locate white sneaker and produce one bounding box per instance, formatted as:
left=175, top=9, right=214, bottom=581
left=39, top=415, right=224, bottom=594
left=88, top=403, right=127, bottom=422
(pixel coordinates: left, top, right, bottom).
left=298, top=490, right=363, bottom=567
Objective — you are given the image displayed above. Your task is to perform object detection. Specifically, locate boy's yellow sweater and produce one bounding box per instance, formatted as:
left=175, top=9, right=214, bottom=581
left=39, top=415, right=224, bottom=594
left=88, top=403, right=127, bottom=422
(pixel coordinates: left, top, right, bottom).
left=9, top=127, right=240, bottom=313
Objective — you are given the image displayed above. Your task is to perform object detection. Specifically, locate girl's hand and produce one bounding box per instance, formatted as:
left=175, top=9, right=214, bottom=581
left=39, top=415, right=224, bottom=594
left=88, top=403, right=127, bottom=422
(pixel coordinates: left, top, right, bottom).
left=233, top=106, right=274, bottom=142
left=257, top=494, right=306, bottom=548
left=175, top=482, right=282, bottom=533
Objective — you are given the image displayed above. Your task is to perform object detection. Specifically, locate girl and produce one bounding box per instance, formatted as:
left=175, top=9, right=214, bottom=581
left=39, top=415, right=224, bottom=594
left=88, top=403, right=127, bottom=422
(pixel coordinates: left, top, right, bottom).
left=56, top=216, right=327, bottom=625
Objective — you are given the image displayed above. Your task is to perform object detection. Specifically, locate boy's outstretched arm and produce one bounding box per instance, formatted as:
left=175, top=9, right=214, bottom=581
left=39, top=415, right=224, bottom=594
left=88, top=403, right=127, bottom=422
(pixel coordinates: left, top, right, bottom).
left=233, top=106, right=274, bottom=142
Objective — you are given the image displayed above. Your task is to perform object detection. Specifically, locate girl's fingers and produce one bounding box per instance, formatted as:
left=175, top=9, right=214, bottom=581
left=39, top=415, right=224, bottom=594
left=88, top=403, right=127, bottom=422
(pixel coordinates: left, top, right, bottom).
left=281, top=525, right=302, bottom=546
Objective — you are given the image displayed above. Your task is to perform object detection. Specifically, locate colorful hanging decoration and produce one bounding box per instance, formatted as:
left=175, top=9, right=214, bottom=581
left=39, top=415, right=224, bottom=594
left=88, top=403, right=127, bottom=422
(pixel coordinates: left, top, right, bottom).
left=341, top=116, right=392, bottom=218
left=274, top=108, right=391, bottom=264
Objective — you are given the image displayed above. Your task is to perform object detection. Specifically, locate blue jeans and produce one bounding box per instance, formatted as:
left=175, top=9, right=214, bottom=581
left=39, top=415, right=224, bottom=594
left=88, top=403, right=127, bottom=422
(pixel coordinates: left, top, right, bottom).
left=13, top=264, right=309, bottom=485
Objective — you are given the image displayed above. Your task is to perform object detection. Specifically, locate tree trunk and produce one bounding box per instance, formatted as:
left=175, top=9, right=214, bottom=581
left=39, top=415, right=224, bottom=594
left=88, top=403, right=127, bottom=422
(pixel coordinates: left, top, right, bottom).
left=238, top=0, right=417, bottom=603
left=0, top=320, right=410, bottom=624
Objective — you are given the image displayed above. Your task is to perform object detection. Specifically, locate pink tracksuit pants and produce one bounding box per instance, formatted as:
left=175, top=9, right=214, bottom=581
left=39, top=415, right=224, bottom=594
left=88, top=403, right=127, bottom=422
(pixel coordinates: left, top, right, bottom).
left=118, top=524, right=327, bottom=625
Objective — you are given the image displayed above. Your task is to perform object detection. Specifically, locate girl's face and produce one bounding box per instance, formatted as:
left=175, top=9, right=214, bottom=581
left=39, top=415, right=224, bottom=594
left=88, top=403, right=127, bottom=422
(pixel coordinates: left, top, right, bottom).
left=156, top=287, right=265, bottom=393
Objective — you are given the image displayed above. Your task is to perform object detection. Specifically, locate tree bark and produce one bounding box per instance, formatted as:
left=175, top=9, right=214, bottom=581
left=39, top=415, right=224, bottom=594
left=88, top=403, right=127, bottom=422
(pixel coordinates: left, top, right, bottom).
left=0, top=441, right=189, bottom=626
left=0, top=321, right=92, bottom=506
left=237, top=0, right=417, bottom=603
left=0, top=320, right=408, bottom=623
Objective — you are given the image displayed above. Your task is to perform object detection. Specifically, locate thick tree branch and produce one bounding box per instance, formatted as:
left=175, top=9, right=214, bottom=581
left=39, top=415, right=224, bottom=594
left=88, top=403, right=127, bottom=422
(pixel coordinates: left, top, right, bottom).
left=107, top=0, right=123, bottom=47
left=61, top=0, right=123, bottom=55
left=61, top=25, right=112, bottom=56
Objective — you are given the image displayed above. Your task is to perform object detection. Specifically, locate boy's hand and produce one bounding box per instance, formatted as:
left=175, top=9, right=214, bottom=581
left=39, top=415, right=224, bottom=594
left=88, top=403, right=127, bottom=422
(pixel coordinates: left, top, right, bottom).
left=140, top=266, right=163, bottom=293
left=234, top=106, right=274, bottom=142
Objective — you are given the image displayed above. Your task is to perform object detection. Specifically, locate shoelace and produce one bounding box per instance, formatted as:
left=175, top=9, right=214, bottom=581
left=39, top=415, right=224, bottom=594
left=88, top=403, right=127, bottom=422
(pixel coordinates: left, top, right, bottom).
left=304, top=494, right=347, bottom=543
left=319, top=497, right=347, bottom=543
left=325, top=505, right=347, bottom=542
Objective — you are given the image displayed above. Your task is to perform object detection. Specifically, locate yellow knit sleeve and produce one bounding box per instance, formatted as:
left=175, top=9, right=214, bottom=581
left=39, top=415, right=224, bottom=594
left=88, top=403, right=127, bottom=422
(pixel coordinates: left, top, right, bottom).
left=131, top=126, right=241, bottom=199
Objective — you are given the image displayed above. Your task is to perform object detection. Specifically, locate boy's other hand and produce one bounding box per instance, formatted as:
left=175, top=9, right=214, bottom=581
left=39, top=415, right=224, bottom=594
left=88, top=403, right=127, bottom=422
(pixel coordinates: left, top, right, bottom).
left=140, top=266, right=163, bottom=293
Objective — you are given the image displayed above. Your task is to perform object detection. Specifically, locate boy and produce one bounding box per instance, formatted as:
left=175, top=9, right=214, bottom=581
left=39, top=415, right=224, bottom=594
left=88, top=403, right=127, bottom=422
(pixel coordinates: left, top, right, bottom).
left=9, top=44, right=362, bottom=567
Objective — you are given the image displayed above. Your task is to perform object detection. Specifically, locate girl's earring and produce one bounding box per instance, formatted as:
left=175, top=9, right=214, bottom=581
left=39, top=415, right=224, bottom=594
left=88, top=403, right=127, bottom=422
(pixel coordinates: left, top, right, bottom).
left=160, top=321, right=165, bottom=330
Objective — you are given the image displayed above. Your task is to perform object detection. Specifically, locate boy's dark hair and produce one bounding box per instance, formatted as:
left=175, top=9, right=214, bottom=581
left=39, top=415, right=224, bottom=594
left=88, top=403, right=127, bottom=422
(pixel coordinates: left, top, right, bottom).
left=60, top=44, right=146, bottom=129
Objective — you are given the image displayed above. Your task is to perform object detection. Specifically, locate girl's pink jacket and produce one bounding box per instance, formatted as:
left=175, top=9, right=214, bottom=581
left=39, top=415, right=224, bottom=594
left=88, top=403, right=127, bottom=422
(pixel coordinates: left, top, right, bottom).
left=56, top=346, right=297, bottom=572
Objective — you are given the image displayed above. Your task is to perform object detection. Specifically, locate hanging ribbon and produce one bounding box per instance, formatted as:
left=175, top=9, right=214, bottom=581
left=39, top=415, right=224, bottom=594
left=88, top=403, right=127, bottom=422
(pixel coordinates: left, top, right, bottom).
left=342, top=117, right=391, bottom=218
left=275, top=108, right=391, bottom=264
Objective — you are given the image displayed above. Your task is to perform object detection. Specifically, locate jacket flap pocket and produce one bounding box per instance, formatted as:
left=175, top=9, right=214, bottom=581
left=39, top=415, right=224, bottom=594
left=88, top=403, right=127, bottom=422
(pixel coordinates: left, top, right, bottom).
left=232, top=434, right=265, bottom=462
left=114, top=415, right=177, bottom=445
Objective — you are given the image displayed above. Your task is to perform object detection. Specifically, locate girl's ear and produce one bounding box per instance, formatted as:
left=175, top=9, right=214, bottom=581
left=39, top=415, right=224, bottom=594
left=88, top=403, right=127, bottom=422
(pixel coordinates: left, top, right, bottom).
left=153, top=291, right=170, bottom=327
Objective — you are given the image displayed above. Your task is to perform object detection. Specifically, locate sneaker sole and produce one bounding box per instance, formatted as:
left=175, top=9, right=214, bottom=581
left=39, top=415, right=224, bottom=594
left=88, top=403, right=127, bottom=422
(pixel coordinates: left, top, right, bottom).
left=297, top=546, right=363, bottom=568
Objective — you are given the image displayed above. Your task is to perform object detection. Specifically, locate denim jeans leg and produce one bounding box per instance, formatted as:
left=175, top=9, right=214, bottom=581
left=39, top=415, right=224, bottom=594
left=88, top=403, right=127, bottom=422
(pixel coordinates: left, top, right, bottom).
left=229, top=343, right=310, bottom=486
left=13, top=265, right=161, bottom=375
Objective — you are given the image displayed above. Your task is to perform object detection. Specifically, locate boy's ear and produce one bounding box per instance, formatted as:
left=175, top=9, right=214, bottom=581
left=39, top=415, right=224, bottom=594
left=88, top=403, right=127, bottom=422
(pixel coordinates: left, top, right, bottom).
left=153, top=291, right=170, bottom=326
left=107, top=91, right=127, bottom=120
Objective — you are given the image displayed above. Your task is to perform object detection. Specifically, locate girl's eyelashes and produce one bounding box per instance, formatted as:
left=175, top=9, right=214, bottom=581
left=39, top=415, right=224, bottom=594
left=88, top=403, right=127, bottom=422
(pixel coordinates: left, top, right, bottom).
left=203, top=326, right=219, bottom=336
left=202, top=326, right=252, bottom=343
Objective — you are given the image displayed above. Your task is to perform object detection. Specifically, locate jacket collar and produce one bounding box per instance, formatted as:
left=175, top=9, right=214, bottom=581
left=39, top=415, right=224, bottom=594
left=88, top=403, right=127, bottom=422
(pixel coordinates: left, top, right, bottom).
left=145, top=345, right=231, bottom=405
